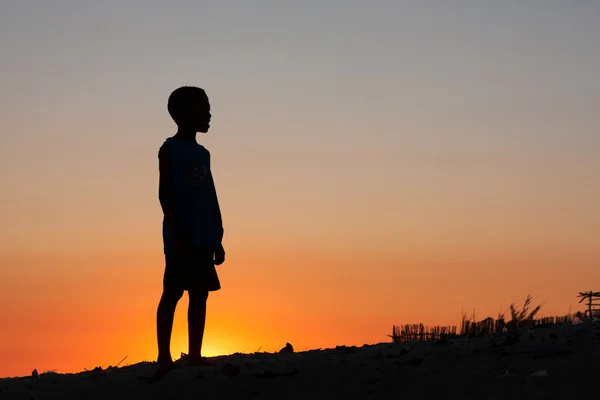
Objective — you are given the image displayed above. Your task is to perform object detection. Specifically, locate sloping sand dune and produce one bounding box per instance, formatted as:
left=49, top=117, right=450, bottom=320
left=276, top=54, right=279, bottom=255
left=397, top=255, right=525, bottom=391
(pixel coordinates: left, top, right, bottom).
left=2, top=320, right=599, bottom=399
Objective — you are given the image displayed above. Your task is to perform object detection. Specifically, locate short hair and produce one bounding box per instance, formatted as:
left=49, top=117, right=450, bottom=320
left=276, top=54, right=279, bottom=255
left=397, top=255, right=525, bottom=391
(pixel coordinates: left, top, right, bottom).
left=167, top=86, right=207, bottom=124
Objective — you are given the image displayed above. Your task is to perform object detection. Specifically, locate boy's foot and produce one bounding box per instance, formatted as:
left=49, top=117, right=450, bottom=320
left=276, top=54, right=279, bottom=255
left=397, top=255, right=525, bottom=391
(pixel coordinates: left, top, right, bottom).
left=177, top=352, right=217, bottom=367
left=156, top=355, right=174, bottom=367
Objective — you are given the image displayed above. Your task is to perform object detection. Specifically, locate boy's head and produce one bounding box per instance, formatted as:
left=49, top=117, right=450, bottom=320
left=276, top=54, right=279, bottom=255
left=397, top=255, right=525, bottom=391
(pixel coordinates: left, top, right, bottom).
left=167, top=86, right=211, bottom=133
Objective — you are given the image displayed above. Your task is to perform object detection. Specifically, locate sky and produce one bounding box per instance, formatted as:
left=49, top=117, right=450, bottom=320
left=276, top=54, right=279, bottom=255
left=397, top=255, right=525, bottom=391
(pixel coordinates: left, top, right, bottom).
left=1, top=0, right=599, bottom=377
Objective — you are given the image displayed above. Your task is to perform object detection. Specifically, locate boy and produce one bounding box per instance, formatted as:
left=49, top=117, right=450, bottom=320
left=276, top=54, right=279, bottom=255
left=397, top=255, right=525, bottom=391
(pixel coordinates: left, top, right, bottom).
left=155, top=86, right=225, bottom=369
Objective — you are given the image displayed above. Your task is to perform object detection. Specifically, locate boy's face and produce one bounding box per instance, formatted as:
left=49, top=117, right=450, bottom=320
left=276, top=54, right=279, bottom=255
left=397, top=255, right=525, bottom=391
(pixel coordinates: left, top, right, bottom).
left=188, top=95, right=211, bottom=133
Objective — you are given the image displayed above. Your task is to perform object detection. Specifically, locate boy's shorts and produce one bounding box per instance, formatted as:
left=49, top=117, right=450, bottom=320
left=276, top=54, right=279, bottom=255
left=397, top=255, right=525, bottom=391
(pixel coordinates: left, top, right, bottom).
left=163, top=247, right=221, bottom=293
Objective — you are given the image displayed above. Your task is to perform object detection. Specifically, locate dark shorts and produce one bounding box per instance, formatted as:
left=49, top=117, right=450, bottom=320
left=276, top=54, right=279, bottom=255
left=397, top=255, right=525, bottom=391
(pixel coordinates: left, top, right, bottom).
left=163, top=248, right=221, bottom=293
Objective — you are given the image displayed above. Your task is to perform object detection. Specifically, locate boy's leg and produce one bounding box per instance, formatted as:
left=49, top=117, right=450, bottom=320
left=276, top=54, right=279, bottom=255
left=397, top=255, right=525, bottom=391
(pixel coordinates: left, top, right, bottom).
left=187, top=289, right=209, bottom=361
left=156, top=287, right=184, bottom=364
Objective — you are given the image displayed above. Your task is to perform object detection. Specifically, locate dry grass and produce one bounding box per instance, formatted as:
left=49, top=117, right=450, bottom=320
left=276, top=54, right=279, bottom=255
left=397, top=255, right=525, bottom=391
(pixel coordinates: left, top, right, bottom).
left=508, top=293, right=542, bottom=323
left=460, top=293, right=545, bottom=335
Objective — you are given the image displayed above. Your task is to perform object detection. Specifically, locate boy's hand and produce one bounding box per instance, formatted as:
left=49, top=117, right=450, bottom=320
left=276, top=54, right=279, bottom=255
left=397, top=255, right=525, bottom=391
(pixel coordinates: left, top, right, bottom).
left=214, top=245, right=225, bottom=266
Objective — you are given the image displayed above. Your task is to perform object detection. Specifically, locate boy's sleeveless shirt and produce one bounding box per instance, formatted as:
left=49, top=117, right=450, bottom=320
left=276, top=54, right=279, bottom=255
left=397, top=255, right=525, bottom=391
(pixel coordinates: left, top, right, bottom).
left=161, top=137, right=223, bottom=254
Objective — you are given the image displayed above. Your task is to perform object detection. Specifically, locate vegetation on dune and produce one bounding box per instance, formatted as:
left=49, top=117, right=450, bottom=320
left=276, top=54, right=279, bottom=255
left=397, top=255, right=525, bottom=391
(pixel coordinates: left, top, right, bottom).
left=460, top=293, right=545, bottom=335
left=508, top=293, right=542, bottom=324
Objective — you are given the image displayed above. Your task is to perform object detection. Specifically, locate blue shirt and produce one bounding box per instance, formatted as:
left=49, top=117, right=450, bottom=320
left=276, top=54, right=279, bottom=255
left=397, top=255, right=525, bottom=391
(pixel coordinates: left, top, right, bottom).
left=160, top=137, right=223, bottom=254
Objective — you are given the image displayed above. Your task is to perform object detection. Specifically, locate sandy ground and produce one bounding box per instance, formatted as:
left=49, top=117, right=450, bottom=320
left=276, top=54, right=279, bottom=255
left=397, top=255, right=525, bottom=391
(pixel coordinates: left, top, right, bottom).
left=2, top=320, right=599, bottom=400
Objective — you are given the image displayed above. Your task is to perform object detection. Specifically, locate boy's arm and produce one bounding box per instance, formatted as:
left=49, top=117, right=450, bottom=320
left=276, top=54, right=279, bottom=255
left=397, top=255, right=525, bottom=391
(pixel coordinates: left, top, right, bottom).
left=212, top=175, right=224, bottom=245
left=158, top=144, right=183, bottom=239
left=207, top=151, right=224, bottom=245
left=210, top=169, right=225, bottom=264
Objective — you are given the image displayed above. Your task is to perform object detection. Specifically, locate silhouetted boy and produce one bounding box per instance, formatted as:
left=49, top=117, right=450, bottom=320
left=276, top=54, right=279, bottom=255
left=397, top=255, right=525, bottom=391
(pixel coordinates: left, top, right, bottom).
left=156, top=86, right=225, bottom=369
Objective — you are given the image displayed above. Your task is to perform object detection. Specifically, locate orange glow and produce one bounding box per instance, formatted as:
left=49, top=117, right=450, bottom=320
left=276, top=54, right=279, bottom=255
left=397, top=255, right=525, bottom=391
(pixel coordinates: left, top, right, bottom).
left=2, top=241, right=599, bottom=377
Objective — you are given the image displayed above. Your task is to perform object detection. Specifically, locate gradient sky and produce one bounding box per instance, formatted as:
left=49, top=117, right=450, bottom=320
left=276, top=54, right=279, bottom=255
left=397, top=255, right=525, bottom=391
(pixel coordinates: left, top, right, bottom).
left=1, top=1, right=599, bottom=378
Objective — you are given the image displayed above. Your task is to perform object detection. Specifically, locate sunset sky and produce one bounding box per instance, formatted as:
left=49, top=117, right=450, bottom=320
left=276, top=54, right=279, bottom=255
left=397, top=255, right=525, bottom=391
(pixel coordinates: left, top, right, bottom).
left=1, top=1, right=599, bottom=378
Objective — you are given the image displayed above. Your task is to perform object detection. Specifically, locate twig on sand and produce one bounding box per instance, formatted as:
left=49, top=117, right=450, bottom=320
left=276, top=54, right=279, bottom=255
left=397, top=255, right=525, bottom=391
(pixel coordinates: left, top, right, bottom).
left=116, top=356, right=128, bottom=368
left=256, top=346, right=263, bottom=353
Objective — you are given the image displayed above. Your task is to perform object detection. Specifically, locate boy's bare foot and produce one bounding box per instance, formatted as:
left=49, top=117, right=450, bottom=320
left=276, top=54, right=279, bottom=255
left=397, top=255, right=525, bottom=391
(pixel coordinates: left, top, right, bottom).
left=156, top=355, right=175, bottom=367
left=177, top=352, right=216, bottom=367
